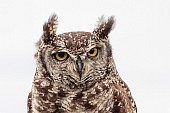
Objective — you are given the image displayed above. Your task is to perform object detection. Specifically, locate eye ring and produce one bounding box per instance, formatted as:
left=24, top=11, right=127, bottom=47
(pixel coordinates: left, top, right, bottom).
left=53, top=52, right=69, bottom=61
left=87, top=47, right=98, bottom=57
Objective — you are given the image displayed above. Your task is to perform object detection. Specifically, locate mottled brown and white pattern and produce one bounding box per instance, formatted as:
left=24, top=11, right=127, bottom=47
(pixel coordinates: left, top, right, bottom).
left=27, top=14, right=137, bottom=113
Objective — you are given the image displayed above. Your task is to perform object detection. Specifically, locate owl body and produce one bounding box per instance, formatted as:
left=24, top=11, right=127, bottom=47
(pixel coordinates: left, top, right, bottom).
left=28, top=14, right=137, bottom=113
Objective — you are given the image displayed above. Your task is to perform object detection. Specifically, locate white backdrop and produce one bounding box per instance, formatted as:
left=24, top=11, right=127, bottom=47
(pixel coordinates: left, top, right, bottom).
left=0, top=0, right=170, bottom=112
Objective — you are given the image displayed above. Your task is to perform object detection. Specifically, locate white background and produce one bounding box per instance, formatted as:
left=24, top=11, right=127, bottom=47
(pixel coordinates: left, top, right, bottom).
left=0, top=0, right=170, bottom=112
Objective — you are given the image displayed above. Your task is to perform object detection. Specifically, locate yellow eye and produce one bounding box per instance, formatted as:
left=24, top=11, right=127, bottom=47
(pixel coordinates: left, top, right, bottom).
left=87, top=47, right=98, bottom=57
left=55, top=52, right=68, bottom=61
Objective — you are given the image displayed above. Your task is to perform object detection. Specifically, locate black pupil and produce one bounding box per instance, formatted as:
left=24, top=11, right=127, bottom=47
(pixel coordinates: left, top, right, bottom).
left=58, top=52, right=65, bottom=58
left=89, top=49, right=94, bottom=54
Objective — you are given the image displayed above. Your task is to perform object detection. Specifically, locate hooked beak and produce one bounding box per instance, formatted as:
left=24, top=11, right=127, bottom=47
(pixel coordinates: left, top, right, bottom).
left=76, top=56, right=83, bottom=80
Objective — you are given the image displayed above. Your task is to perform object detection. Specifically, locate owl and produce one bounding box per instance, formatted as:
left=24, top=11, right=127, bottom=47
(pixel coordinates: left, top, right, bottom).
left=27, top=14, right=137, bottom=113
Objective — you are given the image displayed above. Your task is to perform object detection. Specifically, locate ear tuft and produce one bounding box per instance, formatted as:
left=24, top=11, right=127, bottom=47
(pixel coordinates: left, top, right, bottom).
left=42, top=14, right=58, bottom=44
left=93, top=16, right=115, bottom=39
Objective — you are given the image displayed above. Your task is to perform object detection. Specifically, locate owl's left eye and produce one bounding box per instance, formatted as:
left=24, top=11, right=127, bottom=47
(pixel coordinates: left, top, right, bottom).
left=87, top=47, right=98, bottom=57
left=54, top=52, right=69, bottom=61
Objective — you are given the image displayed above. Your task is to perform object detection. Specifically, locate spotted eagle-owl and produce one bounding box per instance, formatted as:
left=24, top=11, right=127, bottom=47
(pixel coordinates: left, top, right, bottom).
left=27, top=14, right=137, bottom=113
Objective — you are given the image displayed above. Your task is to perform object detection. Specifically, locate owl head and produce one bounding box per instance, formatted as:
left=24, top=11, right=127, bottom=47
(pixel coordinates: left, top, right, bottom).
left=36, top=14, right=115, bottom=90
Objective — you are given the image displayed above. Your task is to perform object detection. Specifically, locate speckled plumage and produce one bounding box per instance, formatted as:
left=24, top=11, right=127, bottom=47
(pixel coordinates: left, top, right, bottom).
left=28, top=14, right=137, bottom=113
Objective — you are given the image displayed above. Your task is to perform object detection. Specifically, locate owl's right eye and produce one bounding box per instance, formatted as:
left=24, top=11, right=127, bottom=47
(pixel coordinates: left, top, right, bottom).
left=53, top=52, right=69, bottom=61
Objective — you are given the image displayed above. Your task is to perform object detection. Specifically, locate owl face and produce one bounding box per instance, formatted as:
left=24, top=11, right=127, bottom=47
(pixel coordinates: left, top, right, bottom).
left=36, top=15, right=115, bottom=90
